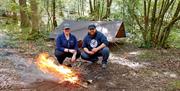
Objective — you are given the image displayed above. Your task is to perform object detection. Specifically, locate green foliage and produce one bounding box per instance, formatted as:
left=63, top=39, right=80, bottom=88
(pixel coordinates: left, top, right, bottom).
left=168, top=80, right=180, bottom=90
left=77, top=16, right=92, bottom=20
left=34, top=38, right=53, bottom=52
left=0, top=0, right=19, bottom=13
left=0, top=0, right=179, bottom=49
left=167, top=28, right=180, bottom=48
left=0, top=23, right=20, bottom=48
left=8, top=1, right=19, bottom=12
left=0, top=22, right=52, bottom=53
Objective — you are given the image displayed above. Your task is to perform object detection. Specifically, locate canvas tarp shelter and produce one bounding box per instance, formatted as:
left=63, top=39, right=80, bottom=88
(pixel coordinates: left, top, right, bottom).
left=49, top=20, right=126, bottom=42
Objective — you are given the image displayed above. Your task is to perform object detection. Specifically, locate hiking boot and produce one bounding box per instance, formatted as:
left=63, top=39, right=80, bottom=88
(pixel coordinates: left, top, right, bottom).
left=91, top=57, right=99, bottom=63
left=102, top=64, right=107, bottom=69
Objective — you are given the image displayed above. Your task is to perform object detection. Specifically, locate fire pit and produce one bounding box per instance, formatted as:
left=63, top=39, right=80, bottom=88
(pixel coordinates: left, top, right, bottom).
left=35, top=52, right=90, bottom=88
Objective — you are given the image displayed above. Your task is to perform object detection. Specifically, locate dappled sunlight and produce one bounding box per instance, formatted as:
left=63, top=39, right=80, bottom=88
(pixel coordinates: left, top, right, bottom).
left=97, top=26, right=113, bottom=41
left=128, top=51, right=141, bottom=55
left=109, top=53, right=149, bottom=69
left=163, top=72, right=177, bottom=78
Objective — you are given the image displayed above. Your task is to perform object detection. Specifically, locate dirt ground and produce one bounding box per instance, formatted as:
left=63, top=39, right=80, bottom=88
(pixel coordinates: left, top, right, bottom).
left=0, top=32, right=180, bottom=91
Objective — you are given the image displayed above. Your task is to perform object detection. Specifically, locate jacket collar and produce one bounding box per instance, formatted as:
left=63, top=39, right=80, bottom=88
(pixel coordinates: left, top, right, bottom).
left=62, top=32, right=72, bottom=40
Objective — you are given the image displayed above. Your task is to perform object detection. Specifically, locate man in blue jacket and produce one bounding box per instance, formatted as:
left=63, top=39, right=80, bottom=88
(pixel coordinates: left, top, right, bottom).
left=55, top=24, right=81, bottom=65
left=81, top=24, right=110, bottom=68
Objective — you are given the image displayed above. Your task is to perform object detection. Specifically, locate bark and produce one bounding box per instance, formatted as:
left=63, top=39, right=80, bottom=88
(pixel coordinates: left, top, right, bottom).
left=19, top=0, right=31, bottom=27
left=103, top=0, right=113, bottom=19
left=129, top=0, right=180, bottom=48
left=52, top=0, right=57, bottom=29
left=12, top=0, right=17, bottom=22
left=30, top=0, right=39, bottom=32
left=89, top=0, right=93, bottom=14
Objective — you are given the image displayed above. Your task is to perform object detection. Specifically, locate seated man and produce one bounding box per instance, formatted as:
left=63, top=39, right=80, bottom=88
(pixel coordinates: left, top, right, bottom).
left=55, top=24, right=81, bottom=65
left=81, top=24, right=110, bottom=68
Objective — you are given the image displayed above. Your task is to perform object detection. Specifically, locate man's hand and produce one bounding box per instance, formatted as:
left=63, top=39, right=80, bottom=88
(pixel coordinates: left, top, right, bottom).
left=92, top=48, right=99, bottom=53
left=69, top=49, right=77, bottom=54
left=87, top=51, right=95, bottom=55
left=71, top=52, right=77, bottom=62
left=84, top=48, right=95, bottom=55
left=64, top=48, right=69, bottom=52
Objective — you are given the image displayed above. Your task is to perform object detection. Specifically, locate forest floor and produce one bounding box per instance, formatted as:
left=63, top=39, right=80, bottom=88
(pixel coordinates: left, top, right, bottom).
left=0, top=31, right=180, bottom=91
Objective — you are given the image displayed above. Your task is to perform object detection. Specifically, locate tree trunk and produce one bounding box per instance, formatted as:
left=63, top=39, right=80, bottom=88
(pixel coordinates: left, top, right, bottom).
left=52, top=0, right=57, bottom=30
left=159, top=1, right=180, bottom=47
left=89, top=0, right=93, bottom=15
left=128, top=0, right=180, bottom=48
left=12, top=0, right=17, bottom=23
left=45, top=0, right=52, bottom=31
left=81, top=0, right=85, bottom=16
left=100, top=0, right=105, bottom=20
left=30, top=0, right=39, bottom=32
left=19, top=0, right=31, bottom=28
left=59, top=0, right=64, bottom=17
left=103, top=0, right=112, bottom=19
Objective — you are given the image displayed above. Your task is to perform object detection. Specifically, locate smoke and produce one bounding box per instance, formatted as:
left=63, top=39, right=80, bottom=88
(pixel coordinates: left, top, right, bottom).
left=6, top=53, right=59, bottom=84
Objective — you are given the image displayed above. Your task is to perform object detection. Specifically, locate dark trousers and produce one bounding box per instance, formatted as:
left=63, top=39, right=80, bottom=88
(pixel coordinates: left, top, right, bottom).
left=81, top=47, right=110, bottom=64
left=55, top=50, right=81, bottom=64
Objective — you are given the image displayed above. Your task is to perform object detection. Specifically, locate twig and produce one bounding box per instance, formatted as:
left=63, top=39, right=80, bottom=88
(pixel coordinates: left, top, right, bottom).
left=76, top=82, right=88, bottom=88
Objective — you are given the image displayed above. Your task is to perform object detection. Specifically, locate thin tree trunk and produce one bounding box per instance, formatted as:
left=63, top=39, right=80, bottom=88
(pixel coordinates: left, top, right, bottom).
left=19, top=0, right=31, bottom=28
left=100, top=0, right=105, bottom=20
left=128, top=0, right=180, bottom=48
left=52, top=0, right=57, bottom=30
left=150, top=0, right=157, bottom=45
left=156, top=0, right=176, bottom=46
left=45, top=0, right=51, bottom=31
left=30, top=0, right=39, bottom=32
left=81, top=0, right=84, bottom=16
left=160, top=1, right=180, bottom=47
left=103, top=0, right=112, bottom=19
left=59, top=0, right=64, bottom=17
left=78, top=0, right=80, bottom=16
left=12, top=0, right=17, bottom=22
left=97, top=0, right=100, bottom=20
left=89, top=0, right=93, bottom=15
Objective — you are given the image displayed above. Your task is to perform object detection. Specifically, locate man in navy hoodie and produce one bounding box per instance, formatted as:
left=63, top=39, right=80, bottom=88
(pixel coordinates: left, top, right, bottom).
left=81, top=24, right=110, bottom=68
left=55, top=24, right=81, bottom=65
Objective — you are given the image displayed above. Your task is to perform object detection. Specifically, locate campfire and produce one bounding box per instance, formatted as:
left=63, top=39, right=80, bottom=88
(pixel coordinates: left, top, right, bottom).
left=35, top=52, right=79, bottom=84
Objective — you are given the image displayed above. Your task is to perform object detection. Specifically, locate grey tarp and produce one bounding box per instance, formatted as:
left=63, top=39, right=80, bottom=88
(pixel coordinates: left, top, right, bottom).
left=49, top=20, right=125, bottom=41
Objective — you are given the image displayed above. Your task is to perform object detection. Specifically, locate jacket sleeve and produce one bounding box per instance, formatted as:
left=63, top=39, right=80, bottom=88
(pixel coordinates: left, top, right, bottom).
left=100, top=34, right=109, bottom=46
left=56, top=36, right=65, bottom=52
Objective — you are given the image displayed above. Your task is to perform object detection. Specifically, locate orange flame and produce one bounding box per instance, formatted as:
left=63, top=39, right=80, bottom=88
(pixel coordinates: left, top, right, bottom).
left=35, top=52, right=79, bottom=84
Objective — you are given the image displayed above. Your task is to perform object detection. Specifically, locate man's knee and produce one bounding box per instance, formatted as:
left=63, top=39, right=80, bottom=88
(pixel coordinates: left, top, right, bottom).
left=101, top=47, right=110, bottom=55
left=81, top=52, right=89, bottom=60
left=55, top=50, right=65, bottom=57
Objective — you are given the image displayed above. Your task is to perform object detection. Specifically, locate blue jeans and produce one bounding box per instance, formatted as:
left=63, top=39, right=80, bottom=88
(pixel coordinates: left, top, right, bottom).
left=55, top=50, right=81, bottom=64
left=81, top=47, right=110, bottom=64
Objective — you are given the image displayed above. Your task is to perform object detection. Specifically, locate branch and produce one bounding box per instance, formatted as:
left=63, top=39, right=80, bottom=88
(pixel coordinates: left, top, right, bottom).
left=172, top=1, right=180, bottom=18
left=164, top=1, right=180, bottom=29
left=150, top=0, right=157, bottom=30
left=166, top=15, right=180, bottom=28
left=129, top=1, right=144, bottom=31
